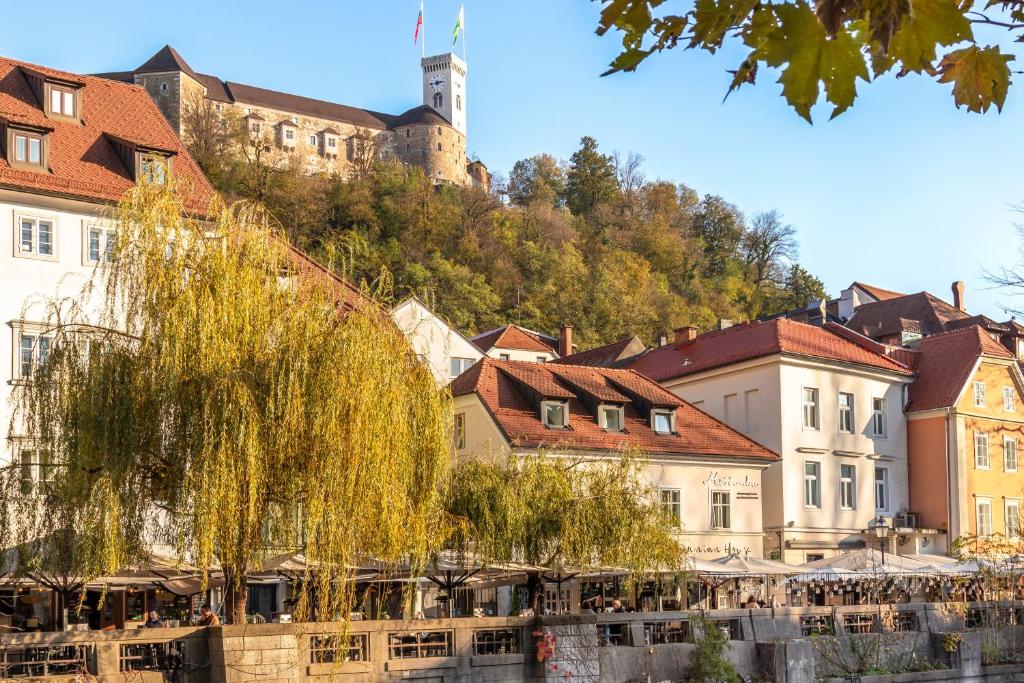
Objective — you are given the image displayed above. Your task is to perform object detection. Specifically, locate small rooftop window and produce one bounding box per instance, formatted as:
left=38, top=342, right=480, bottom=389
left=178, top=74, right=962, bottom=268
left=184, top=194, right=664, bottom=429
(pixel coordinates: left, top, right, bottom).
left=600, top=405, right=624, bottom=432
left=139, top=153, right=168, bottom=185
left=8, top=127, right=47, bottom=170
left=542, top=400, right=568, bottom=429
left=652, top=409, right=675, bottom=435
left=49, top=85, right=77, bottom=118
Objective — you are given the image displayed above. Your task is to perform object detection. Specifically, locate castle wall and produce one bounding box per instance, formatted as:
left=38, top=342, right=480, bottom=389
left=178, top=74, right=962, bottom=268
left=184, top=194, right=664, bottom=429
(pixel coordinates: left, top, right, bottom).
left=393, top=123, right=468, bottom=184
left=133, top=72, right=184, bottom=134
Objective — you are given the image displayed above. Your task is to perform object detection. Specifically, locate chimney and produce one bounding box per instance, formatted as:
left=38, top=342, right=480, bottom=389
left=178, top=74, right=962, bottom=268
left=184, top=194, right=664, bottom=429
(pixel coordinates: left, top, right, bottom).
left=658, top=334, right=669, bottom=347
left=952, top=281, right=966, bottom=312
left=674, top=326, right=699, bottom=344
left=558, top=325, right=573, bottom=357
left=717, top=319, right=734, bottom=330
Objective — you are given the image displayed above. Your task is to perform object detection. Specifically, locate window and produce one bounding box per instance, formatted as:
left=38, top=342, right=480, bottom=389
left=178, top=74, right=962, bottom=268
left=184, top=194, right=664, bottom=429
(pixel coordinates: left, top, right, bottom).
left=600, top=405, right=624, bottom=432
left=19, top=331, right=52, bottom=379
left=406, top=128, right=411, bottom=138
left=499, top=353, right=511, bottom=361
left=974, top=381, right=986, bottom=407
left=453, top=413, right=465, bottom=449
left=85, top=224, right=116, bottom=265
left=744, top=389, right=760, bottom=433
left=659, top=488, right=681, bottom=526
left=1007, top=437, right=1019, bottom=472
left=838, top=392, right=854, bottom=434
left=437, top=142, right=443, bottom=151
left=542, top=401, right=568, bottom=428
left=711, top=491, right=731, bottom=529
left=433, top=92, right=443, bottom=108
left=449, top=357, right=474, bottom=377
left=12, top=131, right=43, bottom=166
left=327, top=136, right=337, bottom=149
left=139, top=154, right=167, bottom=185
left=975, top=432, right=990, bottom=469
left=250, top=122, right=262, bottom=135
left=840, top=464, right=856, bottom=510
left=802, top=388, right=819, bottom=430
left=160, top=82, right=168, bottom=93
left=49, top=86, right=76, bottom=117
left=438, top=127, right=443, bottom=135
left=1007, top=499, right=1022, bottom=539
left=16, top=217, right=56, bottom=259
left=18, top=449, right=53, bottom=496
left=804, top=462, right=821, bottom=508
left=309, top=134, right=317, bottom=145
left=976, top=497, right=993, bottom=537
left=406, top=144, right=411, bottom=153
left=456, top=94, right=462, bottom=111
left=871, top=398, right=887, bottom=437
left=874, top=467, right=889, bottom=512
left=536, top=356, right=546, bottom=363
left=652, top=409, right=674, bottom=435
left=1005, top=387, right=1016, bottom=412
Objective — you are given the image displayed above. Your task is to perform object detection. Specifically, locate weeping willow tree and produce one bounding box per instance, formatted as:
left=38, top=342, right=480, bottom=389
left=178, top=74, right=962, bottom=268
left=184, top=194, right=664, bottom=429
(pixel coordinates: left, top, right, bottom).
left=447, top=451, right=685, bottom=610
left=0, top=179, right=452, bottom=624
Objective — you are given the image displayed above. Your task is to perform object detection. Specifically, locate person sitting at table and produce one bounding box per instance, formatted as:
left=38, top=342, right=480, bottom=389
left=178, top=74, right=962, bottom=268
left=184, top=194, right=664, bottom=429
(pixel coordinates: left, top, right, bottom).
left=143, top=610, right=163, bottom=628
left=195, top=604, right=220, bottom=627
left=611, top=599, right=625, bottom=613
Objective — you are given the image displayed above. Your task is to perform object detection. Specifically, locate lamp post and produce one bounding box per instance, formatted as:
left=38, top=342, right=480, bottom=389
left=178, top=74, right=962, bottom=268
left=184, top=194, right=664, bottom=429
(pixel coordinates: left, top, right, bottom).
left=874, top=516, right=890, bottom=565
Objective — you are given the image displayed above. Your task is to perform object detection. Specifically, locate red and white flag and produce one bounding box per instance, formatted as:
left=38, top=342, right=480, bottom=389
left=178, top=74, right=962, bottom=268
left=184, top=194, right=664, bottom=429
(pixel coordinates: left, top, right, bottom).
left=414, top=2, right=424, bottom=44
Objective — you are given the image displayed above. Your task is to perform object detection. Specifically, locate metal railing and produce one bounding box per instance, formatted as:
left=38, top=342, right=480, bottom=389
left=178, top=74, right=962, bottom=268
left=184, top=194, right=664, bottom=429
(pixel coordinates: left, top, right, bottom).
left=0, top=644, right=91, bottom=678
left=119, top=641, right=184, bottom=672
left=472, top=627, right=522, bottom=655
left=387, top=630, right=453, bottom=659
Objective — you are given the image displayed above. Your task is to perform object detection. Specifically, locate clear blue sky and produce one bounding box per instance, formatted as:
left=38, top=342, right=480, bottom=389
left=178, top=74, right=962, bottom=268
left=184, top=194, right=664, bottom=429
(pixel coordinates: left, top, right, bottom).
left=4, top=1, right=1022, bottom=317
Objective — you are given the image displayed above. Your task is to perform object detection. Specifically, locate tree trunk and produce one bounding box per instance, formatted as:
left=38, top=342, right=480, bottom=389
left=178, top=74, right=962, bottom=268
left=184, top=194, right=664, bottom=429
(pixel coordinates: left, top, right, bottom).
left=526, top=572, right=544, bottom=613
left=224, top=570, right=249, bottom=625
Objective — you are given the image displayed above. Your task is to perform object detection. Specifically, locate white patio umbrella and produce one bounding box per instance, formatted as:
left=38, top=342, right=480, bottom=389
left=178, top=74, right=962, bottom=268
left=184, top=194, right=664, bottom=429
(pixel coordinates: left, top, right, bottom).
left=787, top=567, right=857, bottom=583
left=803, top=548, right=931, bottom=573
left=707, top=553, right=802, bottom=575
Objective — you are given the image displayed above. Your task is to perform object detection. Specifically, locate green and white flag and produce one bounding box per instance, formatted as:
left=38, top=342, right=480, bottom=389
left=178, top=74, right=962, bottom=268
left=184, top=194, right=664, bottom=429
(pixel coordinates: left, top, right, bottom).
left=452, top=5, right=464, bottom=46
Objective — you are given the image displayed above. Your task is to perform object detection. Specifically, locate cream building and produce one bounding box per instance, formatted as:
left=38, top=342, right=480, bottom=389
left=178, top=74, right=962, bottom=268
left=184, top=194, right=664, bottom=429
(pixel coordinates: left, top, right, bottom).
left=625, top=319, right=920, bottom=563
left=391, top=296, right=483, bottom=386
left=449, top=358, right=779, bottom=559
left=470, top=324, right=571, bottom=363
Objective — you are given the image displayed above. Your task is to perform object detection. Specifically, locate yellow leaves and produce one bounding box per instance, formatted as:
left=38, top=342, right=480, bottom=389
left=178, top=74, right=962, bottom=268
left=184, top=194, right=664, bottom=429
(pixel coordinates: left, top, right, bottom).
left=938, top=45, right=1015, bottom=113
left=888, top=0, right=972, bottom=73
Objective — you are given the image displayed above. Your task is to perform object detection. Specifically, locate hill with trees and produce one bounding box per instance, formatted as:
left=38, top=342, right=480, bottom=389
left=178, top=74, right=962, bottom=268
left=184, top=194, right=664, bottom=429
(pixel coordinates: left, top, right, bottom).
left=185, top=111, right=825, bottom=347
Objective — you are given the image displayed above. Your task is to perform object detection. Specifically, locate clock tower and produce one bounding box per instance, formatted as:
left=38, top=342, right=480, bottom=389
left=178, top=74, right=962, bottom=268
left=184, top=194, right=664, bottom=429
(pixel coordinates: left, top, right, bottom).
left=421, top=52, right=467, bottom=136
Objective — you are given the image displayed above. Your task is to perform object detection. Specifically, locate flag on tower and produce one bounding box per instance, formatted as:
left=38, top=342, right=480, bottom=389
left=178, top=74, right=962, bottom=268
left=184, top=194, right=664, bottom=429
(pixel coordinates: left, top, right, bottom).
left=414, top=2, right=423, bottom=44
left=452, top=4, right=464, bottom=46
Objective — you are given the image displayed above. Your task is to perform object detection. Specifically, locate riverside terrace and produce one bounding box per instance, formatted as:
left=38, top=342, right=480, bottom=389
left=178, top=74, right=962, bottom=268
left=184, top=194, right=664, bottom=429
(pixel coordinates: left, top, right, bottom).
left=2, top=603, right=1024, bottom=682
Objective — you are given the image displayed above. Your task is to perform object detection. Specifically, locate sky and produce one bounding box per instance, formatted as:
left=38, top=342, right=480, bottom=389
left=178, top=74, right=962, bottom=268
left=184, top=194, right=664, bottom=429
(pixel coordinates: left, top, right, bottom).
left=3, top=1, right=1022, bottom=318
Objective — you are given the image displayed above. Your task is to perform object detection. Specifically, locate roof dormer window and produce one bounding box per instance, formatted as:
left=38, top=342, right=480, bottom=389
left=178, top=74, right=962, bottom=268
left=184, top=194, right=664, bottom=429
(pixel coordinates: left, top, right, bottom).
left=652, top=409, right=675, bottom=435
left=542, top=400, right=568, bottom=429
left=599, top=405, right=624, bottom=432
left=138, top=152, right=169, bottom=185
left=48, top=84, right=77, bottom=119
left=7, top=126, right=47, bottom=171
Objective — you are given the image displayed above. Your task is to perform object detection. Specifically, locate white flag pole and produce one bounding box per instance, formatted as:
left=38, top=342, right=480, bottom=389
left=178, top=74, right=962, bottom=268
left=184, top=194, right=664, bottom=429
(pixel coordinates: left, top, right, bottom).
left=462, top=5, right=466, bottom=61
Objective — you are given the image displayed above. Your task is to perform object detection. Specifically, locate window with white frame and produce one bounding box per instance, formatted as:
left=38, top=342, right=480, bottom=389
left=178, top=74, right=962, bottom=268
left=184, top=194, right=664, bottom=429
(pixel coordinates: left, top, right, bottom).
left=49, top=85, right=76, bottom=118
left=710, top=490, right=731, bottom=529
left=1007, top=499, right=1022, bottom=539
left=449, top=357, right=474, bottom=377
left=309, top=134, right=317, bottom=146
left=139, top=154, right=167, bottom=184
left=1004, top=386, right=1016, bottom=412
left=651, top=409, right=675, bottom=434
left=599, top=405, right=624, bottom=432
left=1006, top=437, right=1018, bottom=472
left=840, top=463, right=856, bottom=510
left=804, top=461, right=821, bottom=508
left=284, top=128, right=295, bottom=141
left=453, top=412, right=465, bottom=449
left=838, top=392, right=854, bottom=434
left=542, top=400, right=568, bottom=428
left=802, top=387, right=819, bottom=430
left=536, top=356, right=547, bottom=363
left=659, top=488, right=681, bottom=526
left=499, top=353, right=511, bottom=361
left=974, top=381, right=986, bottom=407
left=874, top=466, right=890, bottom=512
left=975, top=432, right=990, bottom=469
left=17, top=329, right=53, bottom=379
left=871, top=397, right=887, bottom=437
left=18, top=447, right=53, bottom=496
left=16, top=216, right=56, bottom=260
left=976, top=497, right=993, bottom=537
left=327, top=136, right=337, bottom=149
left=84, top=223, right=117, bottom=265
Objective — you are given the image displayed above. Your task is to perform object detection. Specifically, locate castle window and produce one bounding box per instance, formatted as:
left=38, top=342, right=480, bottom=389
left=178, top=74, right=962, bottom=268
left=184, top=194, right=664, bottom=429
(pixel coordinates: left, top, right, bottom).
left=250, top=123, right=261, bottom=135
left=284, top=128, right=295, bottom=141
left=327, top=137, right=337, bottom=149
left=438, top=127, right=442, bottom=135
left=406, top=129, right=411, bottom=138
left=437, top=142, right=442, bottom=151
left=309, top=134, right=317, bottom=146
left=433, top=92, right=443, bottom=108
left=160, top=82, right=168, bottom=93
left=406, top=144, right=410, bottom=153
left=456, top=94, right=462, bottom=111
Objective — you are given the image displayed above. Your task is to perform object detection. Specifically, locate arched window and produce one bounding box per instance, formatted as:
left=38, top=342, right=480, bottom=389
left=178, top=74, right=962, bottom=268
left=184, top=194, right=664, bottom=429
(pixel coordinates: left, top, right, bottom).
left=433, top=92, right=443, bottom=109
left=456, top=95, right=462, bottom=111
left=437, top=142, right=442, bottom=151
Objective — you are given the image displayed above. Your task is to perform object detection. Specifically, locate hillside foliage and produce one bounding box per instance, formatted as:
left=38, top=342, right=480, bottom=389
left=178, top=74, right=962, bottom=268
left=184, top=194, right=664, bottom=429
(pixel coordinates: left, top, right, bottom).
left=187, top=113, right=824, bottom=347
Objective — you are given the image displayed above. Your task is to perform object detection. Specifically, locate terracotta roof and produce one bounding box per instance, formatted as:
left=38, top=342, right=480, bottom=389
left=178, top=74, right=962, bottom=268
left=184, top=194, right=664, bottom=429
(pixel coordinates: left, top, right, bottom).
left=390, top=104, right=451, bottom=127
left=945, top=315, right=1011, bottom=334
left=853, top=282, right=905, bottom=302
left=847, top=292, right=969, bottom=340
left=450, top=359, right=778, bottom=461
left=285, top=245, right=367, bottom=312
left=907, top=326, right=1015, bottom=412
left=627, top=318, right=911, bottom=383
left=553, top=336, right=646, bottom=368
left=471, top=325, right=558, bottom=355
left=0, top=56, right=213, bottom=212
left=134, top=45, right=200, bottom=83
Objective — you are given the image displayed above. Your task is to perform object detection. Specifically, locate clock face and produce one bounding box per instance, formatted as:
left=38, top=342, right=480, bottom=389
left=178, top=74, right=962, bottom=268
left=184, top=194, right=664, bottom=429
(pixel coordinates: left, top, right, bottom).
left=429, top=75, right=446, bottom=92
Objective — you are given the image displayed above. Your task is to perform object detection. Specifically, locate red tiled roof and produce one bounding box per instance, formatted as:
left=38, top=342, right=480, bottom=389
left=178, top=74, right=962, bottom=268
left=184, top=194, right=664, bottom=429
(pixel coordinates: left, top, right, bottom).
left=472, top=325, right=558, bottom=355
left=450, top=358, right=778, bottom=461
left=0, top=56, right=213, bottom=212
left=907, top=325, right=1014, bottom=412
left=847, top=292, right=968, bottom=340
left=553, top=336, right=646, bottom=368
left=853, top=282, right=905, bottom=302
left=627, top=318, right=910, bottom=383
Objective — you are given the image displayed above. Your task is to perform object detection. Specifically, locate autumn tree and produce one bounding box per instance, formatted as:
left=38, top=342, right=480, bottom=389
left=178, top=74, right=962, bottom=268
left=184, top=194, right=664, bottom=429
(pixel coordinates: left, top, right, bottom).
left=565, top=136, right=620, bottom=216
left=180, top=92, right=244, bottom=187
left=596, top=0, right=1019, bottom=120
left=447, top=453, right=685, bottom=610
left=0, top=180, right=451, bottom=624
left=507, top=153, right=567, bottom=207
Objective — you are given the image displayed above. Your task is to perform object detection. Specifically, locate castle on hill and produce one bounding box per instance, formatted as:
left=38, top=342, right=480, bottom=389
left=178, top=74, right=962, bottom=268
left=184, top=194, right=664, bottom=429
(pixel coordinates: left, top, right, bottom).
left=98, top=45, right=487, bottom=187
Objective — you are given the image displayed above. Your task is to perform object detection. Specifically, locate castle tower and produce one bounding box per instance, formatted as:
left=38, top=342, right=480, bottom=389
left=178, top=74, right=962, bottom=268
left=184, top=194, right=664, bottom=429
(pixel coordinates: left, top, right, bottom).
left=421, top=53, right=466, bottom=136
